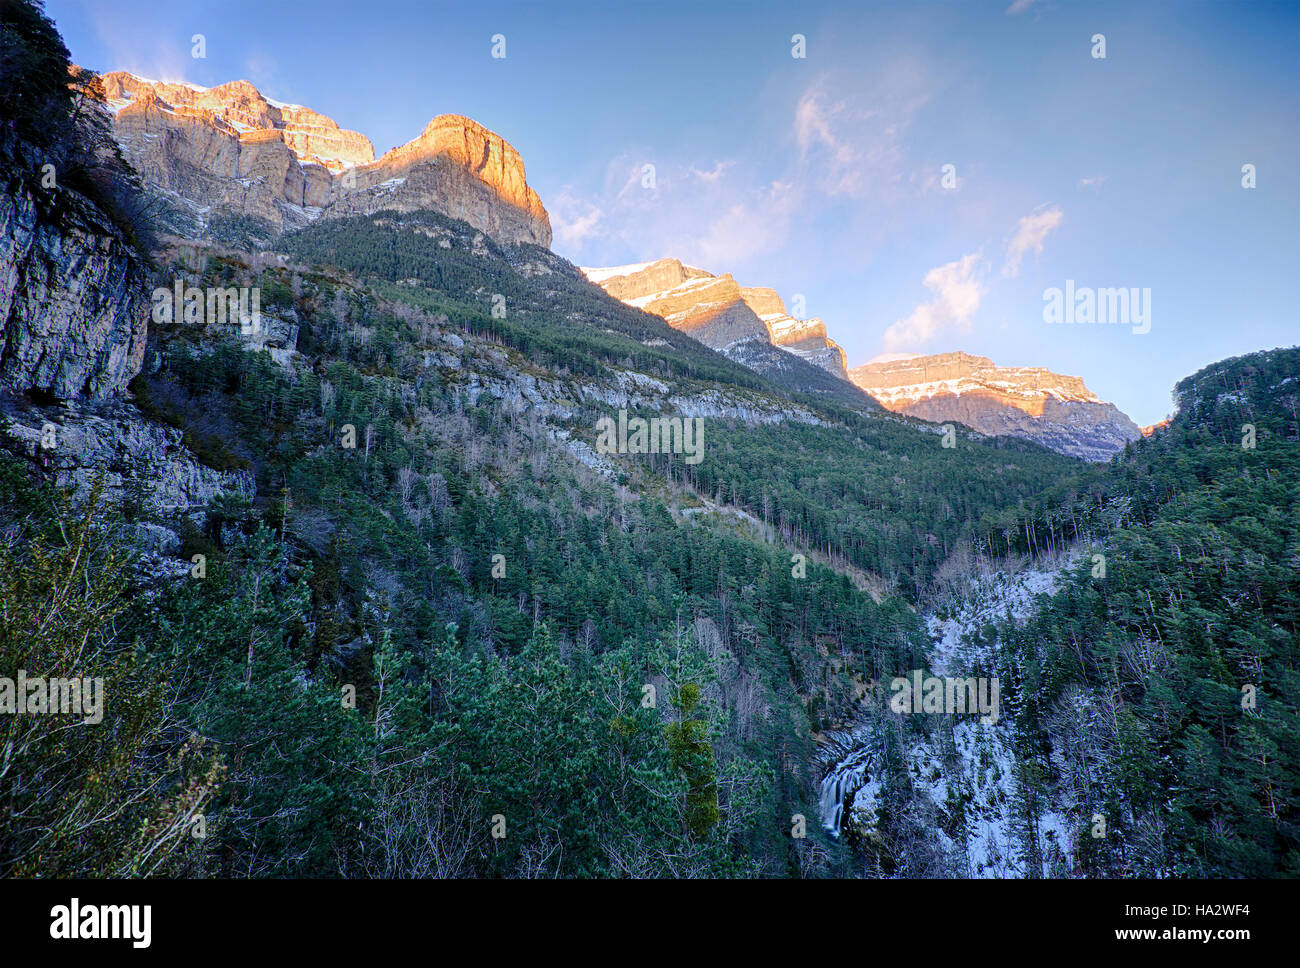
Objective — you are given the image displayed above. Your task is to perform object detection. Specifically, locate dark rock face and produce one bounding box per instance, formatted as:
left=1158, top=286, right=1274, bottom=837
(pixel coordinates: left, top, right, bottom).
left=0, top=118, right=248, bottom=551
left=0, top=134, right=150, bottom=402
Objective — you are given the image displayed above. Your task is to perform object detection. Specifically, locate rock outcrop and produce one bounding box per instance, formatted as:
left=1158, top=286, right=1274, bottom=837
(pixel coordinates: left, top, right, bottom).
left=332, top=115, right=551, bottom=247
left=581, top=259, right=849, bottom=380
left=99, top=72, right=551, bottom=247
left=848, top=351, right=1141, bottom=461
left=0, top=131, right=149, bottom=402
left=102, top=74, right=373, bottom=171
left=2, top=400, right=255, bottom=515
left=739, top=286, right=847, bottom=377
left=0, top=124, right=255, bottom=554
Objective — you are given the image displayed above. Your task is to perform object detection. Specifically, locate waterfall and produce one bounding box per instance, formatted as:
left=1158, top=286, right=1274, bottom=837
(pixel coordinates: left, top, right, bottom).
left=817, top=737, right=875, bottom=837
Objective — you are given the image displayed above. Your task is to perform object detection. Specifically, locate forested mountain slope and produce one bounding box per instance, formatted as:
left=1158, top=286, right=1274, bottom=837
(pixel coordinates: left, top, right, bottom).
left=278, top=211, right=879, bottom=409
left=997, top=347, right=1300, bottom=876
left=2, top=0, right=1293, bottom=880
left=0, top=212, right=1089, bottom=875
left=1, top=184, right=1094, bottom=879
left=818, top=347, right=1299, bottom=877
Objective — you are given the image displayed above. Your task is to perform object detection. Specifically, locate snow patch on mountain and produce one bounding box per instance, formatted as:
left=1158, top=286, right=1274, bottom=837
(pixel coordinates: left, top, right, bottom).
left=817, top=560, right=1079, bottom=877
left=579, top=263, right=656, bottom=284
left=927, top=567, right=1060, bottom=675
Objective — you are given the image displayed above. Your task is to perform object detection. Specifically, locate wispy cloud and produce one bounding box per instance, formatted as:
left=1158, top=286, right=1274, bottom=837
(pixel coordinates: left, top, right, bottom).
left=883, top=253, right=986, bottom=350
left=550, top=191, right=604, bottom=250
left=1077, top=175, right=1105, bottom=191
left=1005, top=0, right=1041, bottom=15
left=688, top=161, right=733, bottom=183
left=794, top=71, right=929, bottom=200
left=795, top=90, right=867, bottom=195
left=695, top=180, right=800, bottom=266
left=549, top=153, right=797, bottom=268
left=243, top=50, right=283, bottom=93
left=82, top=3, right=192, bottom=82
left=552, top=66, right=931, bottom=273
left=1002, top=205, right=1063, bottom=277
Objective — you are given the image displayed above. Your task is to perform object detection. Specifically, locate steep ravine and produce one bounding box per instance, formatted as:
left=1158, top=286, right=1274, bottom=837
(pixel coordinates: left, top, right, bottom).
left=816, top=564, right=1083, bottom=877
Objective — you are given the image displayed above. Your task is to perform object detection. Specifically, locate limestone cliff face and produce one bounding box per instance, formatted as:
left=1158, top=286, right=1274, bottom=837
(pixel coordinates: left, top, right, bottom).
left=0, top=131, right=149, bottom=402
left=102, top=74, right=373, bottom=171
left=104, top=73, right=370, bottom=234
left=330, top=115, right=551, bottom=246
left=112, top=88, right=332, bottom=229
left=740, top=286, right=847, bottom=377
left=849, top=351, right=1141, bottom=461
left=3, top=400, right=256, bottom=515
left=100, top=73, right=550, bottom=247
left=591, top=258, right=710, bottom=304
left=581, top=259, right=849, bottom=379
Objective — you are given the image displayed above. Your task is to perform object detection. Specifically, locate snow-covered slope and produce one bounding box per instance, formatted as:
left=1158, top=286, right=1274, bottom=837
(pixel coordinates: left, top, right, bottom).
left=818, top=564, right=1083, bottom=878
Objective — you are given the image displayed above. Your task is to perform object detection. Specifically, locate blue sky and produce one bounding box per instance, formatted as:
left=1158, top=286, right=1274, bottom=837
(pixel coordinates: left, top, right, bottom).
left=45, top=0, right=1300, bottom=425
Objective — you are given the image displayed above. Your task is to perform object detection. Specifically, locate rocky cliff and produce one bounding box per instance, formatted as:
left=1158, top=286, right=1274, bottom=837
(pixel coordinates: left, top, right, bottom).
left=581, top=258, right=848, bottom=380
left=100, top=72, right=550, bottom=247
left=102, top=74, right=374, bottom=171
left=332, top=115, right=551, bottom=247
left=3, top=399, right=256, bottom=519
left=0, top=130, right=149, bottom=402
left=848, top=351, right=1141, bottom=461
left=1, top=110, right=250, bottom=546
left=739, top=286, right=847, bottom=377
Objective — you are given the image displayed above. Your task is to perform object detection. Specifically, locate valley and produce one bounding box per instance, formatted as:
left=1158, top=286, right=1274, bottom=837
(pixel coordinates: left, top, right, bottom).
left=0, top=0, right=1296, bottom=882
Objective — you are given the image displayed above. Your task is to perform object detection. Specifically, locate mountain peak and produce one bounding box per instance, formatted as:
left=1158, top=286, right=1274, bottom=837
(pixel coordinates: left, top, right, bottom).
left=97, top=71, right=550, bottom=247
left=100, top=70, right=374, bottom=171
left=581, top=260, right=849, bottom=383
left=849, top=350, right=1138, bottom=460
left=364, top=113, right=550, bottom=245
left=850, top=351, right=1104, bottom=404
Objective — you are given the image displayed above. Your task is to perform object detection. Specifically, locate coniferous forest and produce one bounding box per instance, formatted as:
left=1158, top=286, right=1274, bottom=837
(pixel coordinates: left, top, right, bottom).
left=0, top=0, right=1295, bottom=906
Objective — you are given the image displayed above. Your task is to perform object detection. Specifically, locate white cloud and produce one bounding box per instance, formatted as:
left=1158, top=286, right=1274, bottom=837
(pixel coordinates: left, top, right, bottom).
left=688, top=161, right=733, bottom=183
left=1002, top=206, right=1063, bottom=277
left=1005, top=0, right=1040, bottom=14
left=694, top=181, right=799, bottom=267
left=551, top=195, right=604, bottom=250
left=1077, top=175, right=1105, bottom=191
left=882, top=253, right=986, bottom=351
